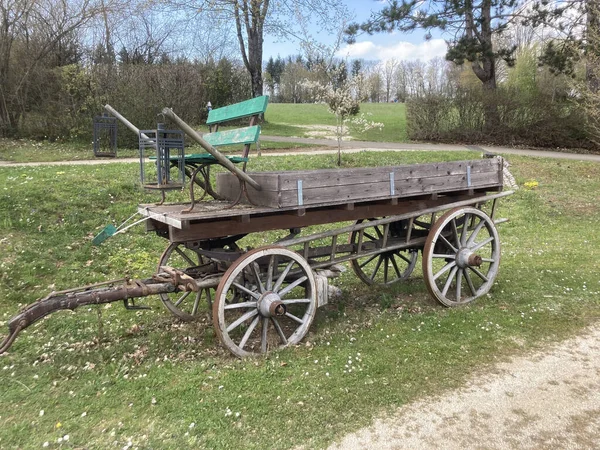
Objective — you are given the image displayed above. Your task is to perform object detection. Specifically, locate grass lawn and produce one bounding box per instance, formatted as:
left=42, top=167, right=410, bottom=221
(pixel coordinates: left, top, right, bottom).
left=0, top=138, right=317, bottom=163
left=263, top=102, right=408, bottom=142
left=0, top=151, right=598, bottom=449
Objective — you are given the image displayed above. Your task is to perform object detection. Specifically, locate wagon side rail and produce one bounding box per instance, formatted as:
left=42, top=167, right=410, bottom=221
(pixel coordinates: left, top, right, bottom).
left=275, top=190, right=513, bottom=270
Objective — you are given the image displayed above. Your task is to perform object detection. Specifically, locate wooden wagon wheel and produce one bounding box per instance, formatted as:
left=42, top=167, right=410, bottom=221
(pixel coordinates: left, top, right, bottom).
left=213, top=246, right=317, bottom=358
left=422, top=207, right=500, bottom=307
left=157, top=242, right=215, bottom=321
left=349, top=218, right=418, bottom=286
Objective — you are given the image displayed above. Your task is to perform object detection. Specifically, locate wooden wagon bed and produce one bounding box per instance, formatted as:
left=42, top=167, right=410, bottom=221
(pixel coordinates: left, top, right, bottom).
left=138, top=157, right=505, bottom=242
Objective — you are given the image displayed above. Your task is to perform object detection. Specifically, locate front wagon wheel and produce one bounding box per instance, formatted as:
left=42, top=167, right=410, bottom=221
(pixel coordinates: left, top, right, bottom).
left=213, top=246, right=317, bottom=358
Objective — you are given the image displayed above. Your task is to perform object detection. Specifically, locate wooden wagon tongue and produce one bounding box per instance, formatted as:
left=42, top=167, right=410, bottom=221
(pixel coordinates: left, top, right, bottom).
left=0, top=267, right=210, bottom=355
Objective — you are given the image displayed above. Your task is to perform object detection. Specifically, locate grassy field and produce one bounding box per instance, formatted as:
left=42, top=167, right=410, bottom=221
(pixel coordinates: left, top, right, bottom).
left=0, top=138, right=316, bottom=164
left=263, top=102, right=408, bottom=142
left=0, top=151, right=599, bottom=449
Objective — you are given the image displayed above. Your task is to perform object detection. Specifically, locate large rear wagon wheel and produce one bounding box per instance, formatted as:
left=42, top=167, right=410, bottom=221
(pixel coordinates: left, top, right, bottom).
left=213, top=246, right=317, bottom=358
left=422, top=207, right=500, bottom=307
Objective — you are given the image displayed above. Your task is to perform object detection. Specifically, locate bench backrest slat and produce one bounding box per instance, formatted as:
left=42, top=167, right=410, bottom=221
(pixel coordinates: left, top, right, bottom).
left=204, top=125, right=261, bottom=147
left=206, top=95, right=269, bottom=125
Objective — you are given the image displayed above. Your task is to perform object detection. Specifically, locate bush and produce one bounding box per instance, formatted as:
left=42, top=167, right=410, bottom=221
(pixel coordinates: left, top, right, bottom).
left=407, top=86, right=593, bottom=149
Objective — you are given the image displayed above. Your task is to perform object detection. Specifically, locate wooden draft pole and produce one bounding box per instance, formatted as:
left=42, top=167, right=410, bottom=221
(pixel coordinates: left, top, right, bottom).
left=103, top=104, right=152, bottom=141
left=161, top=107, right=262, bottom=191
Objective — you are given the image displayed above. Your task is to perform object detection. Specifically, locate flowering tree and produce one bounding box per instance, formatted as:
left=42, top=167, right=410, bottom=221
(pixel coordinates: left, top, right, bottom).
left=304, top=67, right=383, bottom=165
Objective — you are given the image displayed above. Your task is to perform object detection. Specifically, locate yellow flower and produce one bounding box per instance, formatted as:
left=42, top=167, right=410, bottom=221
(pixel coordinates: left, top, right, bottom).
left=524, top=180, right=539, bottom=189
left=55, top=422, right=62, bottom=429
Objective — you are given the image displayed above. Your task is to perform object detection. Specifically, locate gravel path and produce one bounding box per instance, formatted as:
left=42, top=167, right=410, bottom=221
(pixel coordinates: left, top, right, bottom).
left=329, top=324, right=600, bottom=449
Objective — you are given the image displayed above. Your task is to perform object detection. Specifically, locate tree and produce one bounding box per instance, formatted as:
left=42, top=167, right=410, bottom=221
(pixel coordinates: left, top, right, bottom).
left=179, top=0, right=348, bottom=98
left=346, top=1, right=523, bottom=91
left=0, top=0, right=105, bottom=136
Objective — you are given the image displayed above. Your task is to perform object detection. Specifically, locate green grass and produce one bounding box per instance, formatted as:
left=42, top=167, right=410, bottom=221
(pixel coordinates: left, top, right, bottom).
left=0, top=152, right=599, bottom=449
left=263, top=102, right=408, bottom=142
left=0, top=139, right=317, bottom=163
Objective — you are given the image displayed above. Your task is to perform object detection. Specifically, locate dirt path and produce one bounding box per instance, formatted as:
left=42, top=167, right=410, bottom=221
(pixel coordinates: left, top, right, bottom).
left=329, top=324, right=600, bottom=449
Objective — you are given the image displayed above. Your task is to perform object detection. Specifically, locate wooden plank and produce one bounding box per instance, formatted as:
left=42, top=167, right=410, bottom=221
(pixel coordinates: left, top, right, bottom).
left=204, top=126, right=261, bottom=147
left=216, top=158, right=501, bottom=194
left=216, top=161, right=503, bottom=208
left=206, top=96, right=269, bottom=125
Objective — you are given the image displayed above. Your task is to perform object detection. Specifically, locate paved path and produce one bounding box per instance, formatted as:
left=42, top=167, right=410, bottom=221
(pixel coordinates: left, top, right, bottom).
left=1, top=137, right=599, bottom=167
left=329, top=324, right=600, bottom=450
left=261, top=135, right=600, bottom=162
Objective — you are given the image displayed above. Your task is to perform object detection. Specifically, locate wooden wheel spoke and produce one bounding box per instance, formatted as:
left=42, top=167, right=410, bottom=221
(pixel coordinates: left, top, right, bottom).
left=174, top=247, right=196, bottom=266
left=460, top=213, right=470, bottom=246
left=239, top=315, right=260, bottom=350
left=224, top=301, right=257, bottom=310
left=456, top=269, right=463, bottom=301
left=273, top=260, right=294, bottom=292
left=359, top=254, right=378, bottom=268
left=278, top=275, right=308, bottom=297
left=396, top=251, right=412, bottom=264
left=383, top=255, right=389, bottom=282
left=439, top=234, right=458, bottom=253
left=266, top=255, right=275, bottom=291
left=251, top=262, right=265, bottom=293
left=469, top=266, right=489, bottom=282
left=450, top=218, right=460, bottom=247
left=374, top=226, right=384, bottom=239
left=285, top=312, right=305, bottom=325
left=282, top=298, right=311, bottom=305
left=442, top=266, right=458, bottom=297
left=232, top=282, right=261, bottom=300
left=465, top=269, right=477, bottom=296
left=390, top=255, right=403, bottom=279
left=191, top=291, right=202, bottom=316
left=363, top=231, right=378, bottom=242
left=370, top=255, right=384, bottom=280
left=466, top=219, right=486, bottom=246
left=226, top=309, right=258, bottom=333
left=271, top=318, right=288, bottom=345
left=174, top=291, right=191, bottom=307
left=471, top=236, right=494, bottom=252
left=261, top=317, right=268, bottom=353
left=433, top=261, right=456, bottom=281
left=433, top=253, right=455, bottom=260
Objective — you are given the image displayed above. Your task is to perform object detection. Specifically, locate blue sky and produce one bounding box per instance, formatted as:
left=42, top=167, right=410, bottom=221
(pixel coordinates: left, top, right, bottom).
left=263, top=0, right=448, bottom=62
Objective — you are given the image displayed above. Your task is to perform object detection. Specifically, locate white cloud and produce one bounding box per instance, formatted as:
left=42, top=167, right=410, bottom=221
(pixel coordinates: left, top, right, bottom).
left=336, top=38, right=448, bottom=62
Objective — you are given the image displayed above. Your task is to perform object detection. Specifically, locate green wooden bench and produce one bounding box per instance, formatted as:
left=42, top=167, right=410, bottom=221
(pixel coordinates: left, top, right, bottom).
left=161, top=96, right=269, bottom=207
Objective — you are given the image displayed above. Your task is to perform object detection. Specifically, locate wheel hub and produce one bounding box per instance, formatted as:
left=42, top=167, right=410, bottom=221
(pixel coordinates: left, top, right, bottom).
left=257, top=292, right=286, bottom=317
left=456, top=248, right=482, bottom=268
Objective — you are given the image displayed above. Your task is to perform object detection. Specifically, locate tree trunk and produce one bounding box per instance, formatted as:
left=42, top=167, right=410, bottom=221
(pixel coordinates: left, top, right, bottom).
left=234, top=0, right=267, bottom=97
left=587, top=0, right=600, bottom=92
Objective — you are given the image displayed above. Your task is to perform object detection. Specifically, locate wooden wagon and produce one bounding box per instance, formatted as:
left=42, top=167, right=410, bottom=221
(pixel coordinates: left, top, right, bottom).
left=0, top=98, right=513, bottom=358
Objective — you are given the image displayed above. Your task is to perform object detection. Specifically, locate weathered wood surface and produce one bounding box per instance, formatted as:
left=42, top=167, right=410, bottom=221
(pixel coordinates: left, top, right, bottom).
left=216, top=158, right=504, bottom=208
left=140, top=191, right=510, bottom=242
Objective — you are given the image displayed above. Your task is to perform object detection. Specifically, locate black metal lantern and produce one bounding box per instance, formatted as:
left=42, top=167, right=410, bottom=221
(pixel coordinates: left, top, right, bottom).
left=93, top=113, right=117, bottom=157
left=139, top=123, right=185, bottom=192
